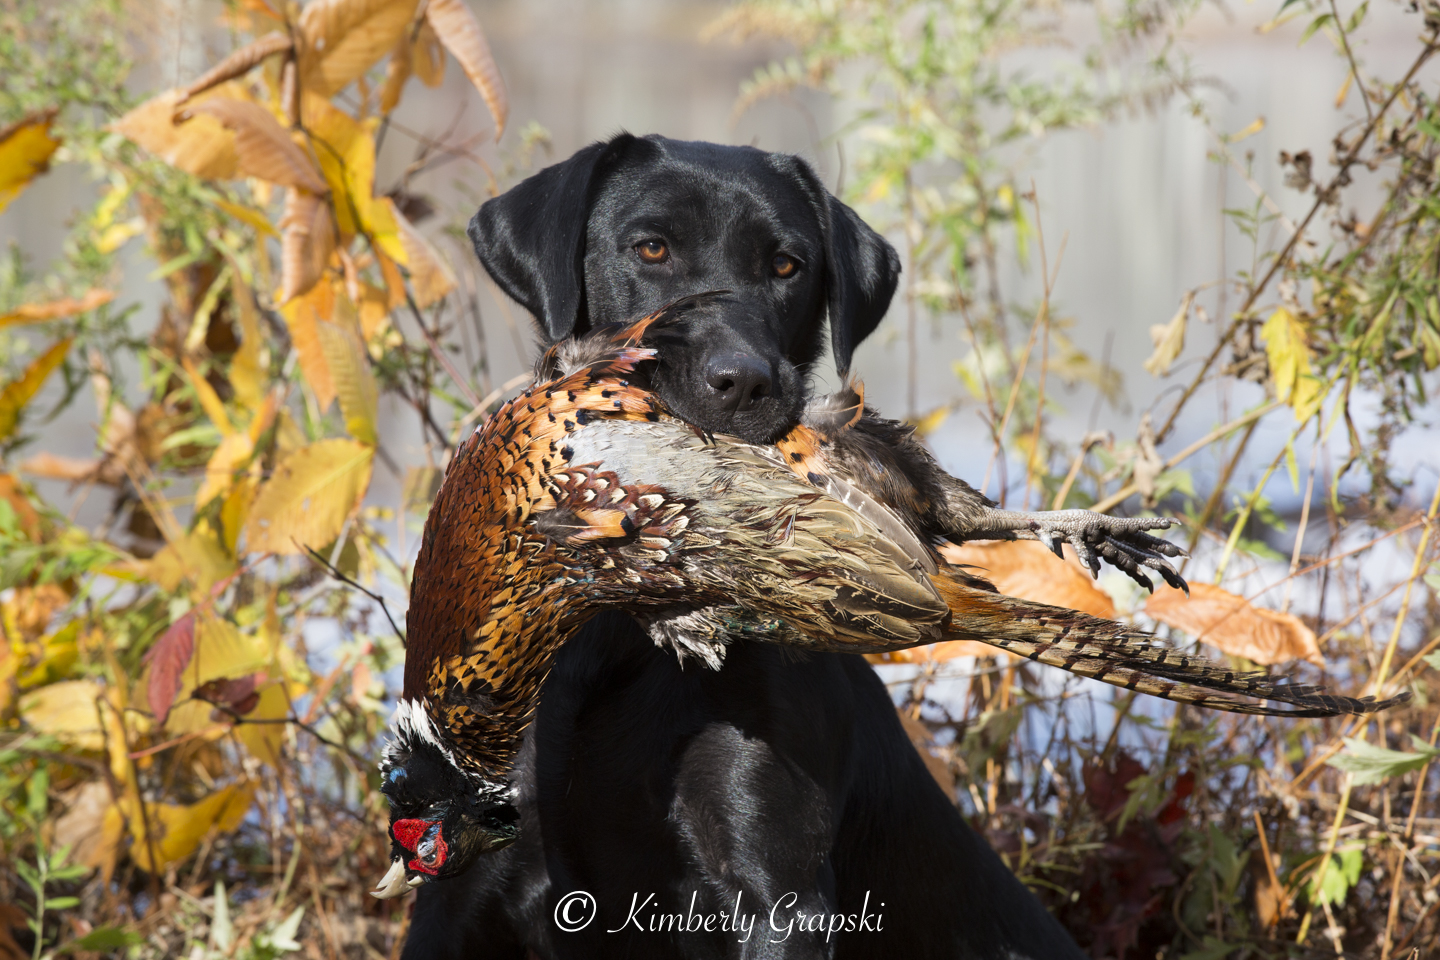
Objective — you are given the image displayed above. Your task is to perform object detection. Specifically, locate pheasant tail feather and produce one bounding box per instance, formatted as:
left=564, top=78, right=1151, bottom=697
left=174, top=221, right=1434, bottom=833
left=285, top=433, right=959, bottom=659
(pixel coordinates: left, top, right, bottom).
left=930, top=572, right=1410, bottom=718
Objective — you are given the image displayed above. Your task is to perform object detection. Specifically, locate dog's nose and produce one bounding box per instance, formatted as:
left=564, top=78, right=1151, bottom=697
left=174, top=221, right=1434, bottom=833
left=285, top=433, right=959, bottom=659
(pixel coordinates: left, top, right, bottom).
left=704, top=353, right=773, bottom=413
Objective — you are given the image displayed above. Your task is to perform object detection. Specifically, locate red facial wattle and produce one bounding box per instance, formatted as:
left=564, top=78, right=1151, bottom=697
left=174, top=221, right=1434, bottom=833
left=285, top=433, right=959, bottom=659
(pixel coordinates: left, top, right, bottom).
left=391, top=818, right=448, bottom=875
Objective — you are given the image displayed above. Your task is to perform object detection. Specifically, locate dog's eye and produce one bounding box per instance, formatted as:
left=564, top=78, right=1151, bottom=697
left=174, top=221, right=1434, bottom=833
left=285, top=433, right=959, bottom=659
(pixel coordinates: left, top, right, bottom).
left=636, top=240, right=669, bottom=264
left=772, top=254, right=798, bottom=278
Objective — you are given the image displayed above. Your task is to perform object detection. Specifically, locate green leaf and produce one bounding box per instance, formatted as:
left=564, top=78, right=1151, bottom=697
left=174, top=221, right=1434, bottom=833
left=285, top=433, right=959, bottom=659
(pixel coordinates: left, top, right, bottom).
left=46, top=896, right=80, bottom=910
left=1328, top=736, right=1440, bottom=784
left=62, top=927, right=143, bottom=952
left=1307, top=845, right=1363, bottom=906
left=1422, top=651, right=1440, bottom=672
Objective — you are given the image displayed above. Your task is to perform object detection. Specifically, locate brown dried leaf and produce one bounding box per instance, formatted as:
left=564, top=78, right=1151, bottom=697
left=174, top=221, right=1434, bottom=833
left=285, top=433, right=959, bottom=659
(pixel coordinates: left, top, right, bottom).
left=1144, top=582, right=1323, bottom=667
left=942, top=540, right=1117, bottom=618
left=176, top=32, right=294, bottom=105
left=112, top=84, right=248, bottom=180
left=279, top=189, right=337, bottom=303
left=298, top=0, right=421, bottom=96
left=18, top=451, right=102, bottom=483
left=425, top=0, right=507, bottom=138
left=181, top=97, right=328, bottom=192
left=0, top=288, right=115, bottom=329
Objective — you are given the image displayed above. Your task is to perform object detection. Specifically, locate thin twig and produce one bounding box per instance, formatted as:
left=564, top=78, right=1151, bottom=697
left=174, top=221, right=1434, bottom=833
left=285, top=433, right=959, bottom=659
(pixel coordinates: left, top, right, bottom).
left=303, top=546, right=407, bottom=646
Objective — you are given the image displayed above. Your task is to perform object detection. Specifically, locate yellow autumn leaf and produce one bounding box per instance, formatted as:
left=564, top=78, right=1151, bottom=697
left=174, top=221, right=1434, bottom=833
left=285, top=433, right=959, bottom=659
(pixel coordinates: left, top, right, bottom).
left=908, top=403, right=952, bottom=438
left=234, top=682, right=292, bottom=766
left=1144, top=291, right=1191, bottom=377
left=298, top=0, right=421, bottom=97
left=1261, top=307, right=1325, bottom=422
left=127, top=782, right=255, bottom=873
left=0, top=338, right=73, bottom=442
left=0, top=288, right=115, bottom=330
left=211, top=196, right=279, bottom=237
left=182, top=357, right=234, bottom=435
left=19, top=679, right=106, bottom=750
left=317, top=320, right=378, bottom=444
left=111, top=83, right=251, bottom=180
left=378, top=197, right=455, bottom=306
left=220, top=474, right=258, bottom=555
left=146, top=522, right=237, bottom=594
left=243, top=438, right=374, bottom=554
left=425, top=0, right=508, bottom=138
left=229, top=277, right=269, bottom=414
left=279, top=281, right=337, bottom=409
left=196, top=432, right=256, bottom=507
left=300, top=93, right=386, bottom=242
left=0, top=109, right=62, bottom=214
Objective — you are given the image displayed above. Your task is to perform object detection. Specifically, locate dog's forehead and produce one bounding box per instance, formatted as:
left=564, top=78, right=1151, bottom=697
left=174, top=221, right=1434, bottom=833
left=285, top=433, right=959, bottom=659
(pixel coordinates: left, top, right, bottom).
left=591, top=147, right=822, bottom=242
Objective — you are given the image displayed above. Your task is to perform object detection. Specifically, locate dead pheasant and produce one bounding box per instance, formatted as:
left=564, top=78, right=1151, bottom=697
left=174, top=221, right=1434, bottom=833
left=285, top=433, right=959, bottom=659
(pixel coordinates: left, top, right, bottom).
left=373, top=296, right=1408, bottom=898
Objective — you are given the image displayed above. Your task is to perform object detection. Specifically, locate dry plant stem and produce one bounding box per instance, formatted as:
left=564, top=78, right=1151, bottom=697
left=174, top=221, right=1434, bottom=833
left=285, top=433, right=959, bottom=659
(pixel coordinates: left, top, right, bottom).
left=1249, top=518, right=1422, bottom=604
left=1155, top=37, right=1439, bottom=446
left=1381, top=710, right=1440, bottom=959
left=1373, top=479, right=1440, bottom=690
left=982, top=292, right=1046, bottom=499
left=1253, top=809, right=1288, bottom=927
left=1089, top=401, right=1280, bottom=514
left=404, top=291, right=483, bottom=408
left=1282, top=424, right=1321, bottom=613
left=1053, top=434, right=1103, bottom=510
left=1214, top=430, right=1298, bottom=581
left=1297, top=774, right=1354, bottom=945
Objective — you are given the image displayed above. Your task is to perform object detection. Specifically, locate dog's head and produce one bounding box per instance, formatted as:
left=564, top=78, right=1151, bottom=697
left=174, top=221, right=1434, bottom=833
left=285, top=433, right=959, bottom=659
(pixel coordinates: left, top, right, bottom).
left=468, top=134, right=900, bottom=444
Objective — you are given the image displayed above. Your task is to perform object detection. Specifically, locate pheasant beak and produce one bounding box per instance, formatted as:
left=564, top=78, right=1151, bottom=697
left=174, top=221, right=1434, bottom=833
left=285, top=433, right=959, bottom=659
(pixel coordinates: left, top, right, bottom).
left=370, top=858, right=424, bottom=899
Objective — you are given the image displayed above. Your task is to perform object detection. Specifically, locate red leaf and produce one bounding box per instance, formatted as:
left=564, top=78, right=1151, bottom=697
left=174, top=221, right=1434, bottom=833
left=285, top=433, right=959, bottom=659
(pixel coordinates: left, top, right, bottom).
left=145, top=612, right=195, bottom=725
left=194, top=672, right=264, bottom=717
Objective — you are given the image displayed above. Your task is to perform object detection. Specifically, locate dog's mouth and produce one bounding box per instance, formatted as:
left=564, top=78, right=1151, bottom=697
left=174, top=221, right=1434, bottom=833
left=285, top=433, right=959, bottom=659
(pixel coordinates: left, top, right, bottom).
left=650, top=357, right=805, bottom=445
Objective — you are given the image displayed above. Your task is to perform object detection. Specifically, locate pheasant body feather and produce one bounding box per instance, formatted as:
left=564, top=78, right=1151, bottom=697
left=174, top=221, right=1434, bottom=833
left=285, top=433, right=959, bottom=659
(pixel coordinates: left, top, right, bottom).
left=376, top=301, right=1408, bottom=897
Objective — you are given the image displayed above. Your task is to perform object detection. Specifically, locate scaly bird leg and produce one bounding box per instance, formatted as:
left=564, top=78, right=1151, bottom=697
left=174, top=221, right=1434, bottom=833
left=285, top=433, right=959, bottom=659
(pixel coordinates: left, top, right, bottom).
left=959, top=508, right=1188, bottom=593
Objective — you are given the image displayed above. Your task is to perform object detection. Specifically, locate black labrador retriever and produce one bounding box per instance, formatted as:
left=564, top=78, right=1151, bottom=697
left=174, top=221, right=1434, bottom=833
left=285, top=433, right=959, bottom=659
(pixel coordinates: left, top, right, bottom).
left=399, top=133, right=1086, bottom=959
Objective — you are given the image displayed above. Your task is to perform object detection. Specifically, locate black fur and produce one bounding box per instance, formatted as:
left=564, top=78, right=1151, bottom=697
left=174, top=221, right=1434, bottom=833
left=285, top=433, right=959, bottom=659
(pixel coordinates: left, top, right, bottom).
left=419, top=133, right=1084, bottom=959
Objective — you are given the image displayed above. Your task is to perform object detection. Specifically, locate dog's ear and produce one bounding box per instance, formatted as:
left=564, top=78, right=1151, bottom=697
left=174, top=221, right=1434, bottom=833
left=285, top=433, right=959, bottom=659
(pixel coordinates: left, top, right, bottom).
left=824, top=196, right=901, bottom=376
left=467, top=134, right=636, bottom=341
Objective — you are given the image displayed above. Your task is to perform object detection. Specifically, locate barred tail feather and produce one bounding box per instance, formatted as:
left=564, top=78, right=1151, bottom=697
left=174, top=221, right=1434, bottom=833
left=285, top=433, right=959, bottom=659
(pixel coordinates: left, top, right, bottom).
left=929, top=572, right=1410, bottom=718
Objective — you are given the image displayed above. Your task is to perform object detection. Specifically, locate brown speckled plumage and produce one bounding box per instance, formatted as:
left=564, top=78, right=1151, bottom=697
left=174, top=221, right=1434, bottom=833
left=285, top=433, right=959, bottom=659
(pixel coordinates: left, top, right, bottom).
left=376, top=299, right=1408, bottom=895
left=402, top=302, right=1406, bottom=782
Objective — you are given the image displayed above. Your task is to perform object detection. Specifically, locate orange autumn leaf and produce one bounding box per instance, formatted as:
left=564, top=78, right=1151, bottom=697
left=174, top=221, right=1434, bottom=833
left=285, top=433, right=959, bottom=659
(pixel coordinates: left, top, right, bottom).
left=112, top=84, right=248, bottom=180
left=869, top=541, right=1117, bottom=664
left=0, top=288, right=115, bottom=329
left=179, top=98, right=328, bottom=193
left=1145, top=582, right=1323, bottom=667
left=425, top=0, right=508, bottom=138
left=942, top=540, right=1117, bottom=619
left=176, top=32, right=295, bottom=106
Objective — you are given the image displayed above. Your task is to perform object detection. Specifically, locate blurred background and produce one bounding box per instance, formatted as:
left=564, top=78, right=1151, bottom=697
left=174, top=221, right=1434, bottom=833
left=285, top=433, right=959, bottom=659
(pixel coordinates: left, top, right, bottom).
left=2, top=0, right=1438, bottom=957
